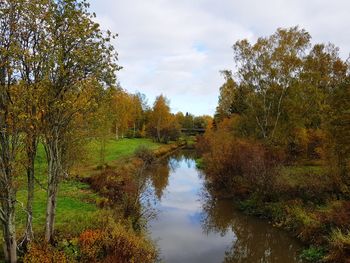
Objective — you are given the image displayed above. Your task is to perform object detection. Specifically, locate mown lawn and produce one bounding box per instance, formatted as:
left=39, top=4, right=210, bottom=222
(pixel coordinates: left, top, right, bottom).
left=86, top=138, right=162, bottom=164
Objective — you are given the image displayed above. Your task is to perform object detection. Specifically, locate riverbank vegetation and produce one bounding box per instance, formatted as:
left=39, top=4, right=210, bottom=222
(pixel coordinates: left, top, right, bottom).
left=196, top=27, right=350, bottom=262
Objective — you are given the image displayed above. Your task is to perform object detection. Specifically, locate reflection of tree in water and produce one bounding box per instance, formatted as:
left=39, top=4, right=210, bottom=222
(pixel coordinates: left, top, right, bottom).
left=148, top=163, right=170, bottom=200
left=200, top=188, right=303, bottom=263
left=147, top=150, right=198, bottom=200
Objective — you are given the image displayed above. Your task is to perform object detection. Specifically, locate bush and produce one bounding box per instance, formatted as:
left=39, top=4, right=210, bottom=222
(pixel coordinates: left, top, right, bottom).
left=23, top=243, right=68, bottom=263
left=327, top=228, right=350, bottom=262
left=195, top=132, right=212, bottom=156
left=134, top=146, right=156, bottom=165
left=78, top=223, right=157, bottom=263
left=300, top=246, right=325, bottom=262
left=200, top=130, right=281, bottom=197
left=316, top=201, right=350, bottom=233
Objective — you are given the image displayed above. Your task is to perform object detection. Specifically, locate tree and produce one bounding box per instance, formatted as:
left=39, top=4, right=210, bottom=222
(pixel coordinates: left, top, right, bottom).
left=327, top=77, right=350, bottom=193
left=111, top=88, right=133, bottom=139
left=194, top=115, right=213, bottom=130
left=300, top=43, right=348, bottom=129
left=183, top=112, right=194, bottom=130
left=147, top=95, right=175, bottom=143
left=0, top=1, right=23, bottom=261
left=130, top=94, right=143, bottom=137
left=232, top=27, right=311, bottom=142
left=17, top=0, right=49, bottom=245
left=39, top=0, right=119, bottom=243
left=216, top=70, right=247, bottom=121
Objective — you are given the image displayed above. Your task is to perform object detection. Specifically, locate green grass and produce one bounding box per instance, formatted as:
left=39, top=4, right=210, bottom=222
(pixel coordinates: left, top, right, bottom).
left=12, top=138, right=163, bottom=238
left=278, top=165, right=327, bottom=188
left=195, top=158, right=204, bottom=169
left=16, top=180, right=100, bottom=236
left=300, top=246, right=326, bottom=262
left=86, top=138, right=162, bottom=164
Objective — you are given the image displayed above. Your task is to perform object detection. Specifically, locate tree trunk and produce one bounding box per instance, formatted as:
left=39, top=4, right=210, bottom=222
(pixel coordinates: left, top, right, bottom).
left=24, top=136, right=37, bottom=245
left=3, top=213, right=17, bottom=263
left=44, top=136, right=61, bottom=243
left=45, top=181, right=58, bottom=243
left=1, top=187, right=18, bottom=263
left=115, top=124, right=119, bottom=140
left=0, top=115, right=19, bottom=263
left=133, top=122, right=136, bottom=138
left=99, top=138, right=106, bottom=165
left=25, top=164, right=35, bottom=243
left=157, top=118, right=161, bottom=142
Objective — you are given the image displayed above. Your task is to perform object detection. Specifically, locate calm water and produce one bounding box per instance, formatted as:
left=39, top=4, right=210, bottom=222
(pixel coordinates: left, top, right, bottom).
left=145, top=151, right=303, bottom=263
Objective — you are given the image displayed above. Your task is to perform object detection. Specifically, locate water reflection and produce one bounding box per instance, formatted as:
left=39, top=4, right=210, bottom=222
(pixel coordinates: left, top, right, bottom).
left=201, top=195, right=303, bottom=263
left=145, top=151, right=303, bottom=263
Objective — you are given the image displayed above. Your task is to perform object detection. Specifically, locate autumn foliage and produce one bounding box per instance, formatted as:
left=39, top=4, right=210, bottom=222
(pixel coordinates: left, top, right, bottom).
left=78, top=223, right=157, bottom=263
left=197, top=128, right=283, bottom=198
left=23, top=243, right=68, bottom=263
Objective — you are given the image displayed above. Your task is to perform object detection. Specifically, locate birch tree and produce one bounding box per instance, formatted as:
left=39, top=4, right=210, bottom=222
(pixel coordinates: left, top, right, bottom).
left=16, top=0, right=49, bottom=245
left=232, top=27, right=310, bottom=141
left=40, top=0, right=119, bottom=243
left=0, top=1, right=22, bottom=261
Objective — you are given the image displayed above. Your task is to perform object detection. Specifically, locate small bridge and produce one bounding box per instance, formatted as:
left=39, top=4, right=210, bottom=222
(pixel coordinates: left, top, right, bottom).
left=181, top=128, right=206, bottom=135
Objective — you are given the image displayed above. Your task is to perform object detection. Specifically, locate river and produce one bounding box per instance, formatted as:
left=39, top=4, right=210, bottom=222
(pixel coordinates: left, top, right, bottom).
left=144, top=150, right=304, bottom=263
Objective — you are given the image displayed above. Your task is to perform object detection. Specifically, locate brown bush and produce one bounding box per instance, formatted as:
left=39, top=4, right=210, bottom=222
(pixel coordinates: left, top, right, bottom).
left=78, top=223, right=157, bottom=263
left=326, top=228, right=350, bottom=263
left=316, top=201, right=350, bottom=232
left=87, top=159, right=142, bottom=205
left=195, top=134, right=211, bottom=156
left=201, top=130, right=282, bottom=197
left=23, top=243, right=68, bottom=263
left=78, top=230, right=104, bottom=261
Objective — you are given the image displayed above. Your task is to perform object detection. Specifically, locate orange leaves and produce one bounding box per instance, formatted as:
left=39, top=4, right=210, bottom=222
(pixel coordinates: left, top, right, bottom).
left=78, top=229, right=104, bottom=261
left=24, top=243, right=68, bottom=263
left=78, top=224, right=157, bottom=263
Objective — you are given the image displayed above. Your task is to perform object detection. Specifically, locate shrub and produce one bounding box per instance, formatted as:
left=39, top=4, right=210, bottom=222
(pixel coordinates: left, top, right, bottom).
left=23, top=243, right=68, bottom=263
left=201, top=130, right=281, bottom=197
left=78, top=223, right=157, bottom=263
left=284, top=205, right=321, bottom=243
left=307, top=129, right=326, bottom=160
left=286, top=127, right=308, bottom=161
left=134, top=146, right=156, bottom=165
left=316, top=201, right=350, bottom=232
left=326, top=228, right=350, bottom=262
left=195, top=133, right=212, bottom=156
left=78, top=230, right=105, bottom=261
left=300, top=246, right=326, bottom=262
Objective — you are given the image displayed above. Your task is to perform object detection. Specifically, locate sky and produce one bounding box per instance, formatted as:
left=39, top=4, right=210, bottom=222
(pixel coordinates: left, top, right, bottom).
left=89, top=0, right=350, bottom=116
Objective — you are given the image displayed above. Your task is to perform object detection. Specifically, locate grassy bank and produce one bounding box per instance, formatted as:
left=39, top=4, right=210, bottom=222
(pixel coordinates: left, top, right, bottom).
left=0, top=138, right=186, bottom=262
left=14, top=139, right=162, bottom=236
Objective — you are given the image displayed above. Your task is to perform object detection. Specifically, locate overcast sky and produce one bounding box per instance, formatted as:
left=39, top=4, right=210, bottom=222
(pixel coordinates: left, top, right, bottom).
left=89, top=0, right=350, bottom=116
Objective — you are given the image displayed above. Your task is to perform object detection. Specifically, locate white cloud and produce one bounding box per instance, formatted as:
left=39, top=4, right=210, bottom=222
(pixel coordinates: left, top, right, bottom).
left=89, top=0, right=350, bottom=115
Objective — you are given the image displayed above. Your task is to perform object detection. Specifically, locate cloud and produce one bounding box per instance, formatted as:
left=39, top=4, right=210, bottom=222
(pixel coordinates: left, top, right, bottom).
left=89, top=0, right=350, bottom=115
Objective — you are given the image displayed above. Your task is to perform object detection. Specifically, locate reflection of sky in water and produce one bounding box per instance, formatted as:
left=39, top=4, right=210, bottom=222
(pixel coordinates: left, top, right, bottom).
left=146, top=154, right=304, bottom=263
left=148, top=158, right=235, bottom=263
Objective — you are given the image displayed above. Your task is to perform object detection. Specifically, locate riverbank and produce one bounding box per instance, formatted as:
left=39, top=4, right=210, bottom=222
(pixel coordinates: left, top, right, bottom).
left=2, top=138, right=185, bottom=262
left=196, top=153, right=350, bottom=262
left=194, top=129, right=350, bottom=262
